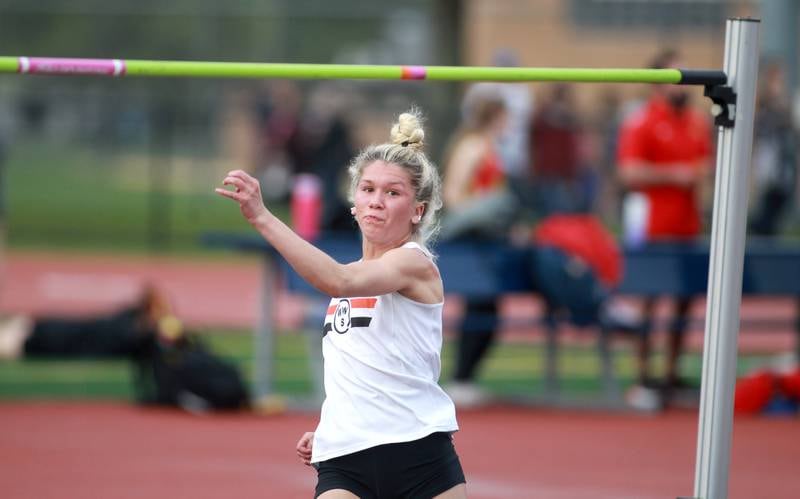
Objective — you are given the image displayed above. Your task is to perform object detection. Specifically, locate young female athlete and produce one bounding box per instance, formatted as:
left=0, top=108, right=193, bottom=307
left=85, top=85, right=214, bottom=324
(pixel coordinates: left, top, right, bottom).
left=216, top=110, right=467, bottom=498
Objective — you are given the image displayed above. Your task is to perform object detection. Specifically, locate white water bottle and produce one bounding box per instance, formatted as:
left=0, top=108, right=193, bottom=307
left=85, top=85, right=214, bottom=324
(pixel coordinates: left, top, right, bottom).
left=623, top=192, right=649, bottom=248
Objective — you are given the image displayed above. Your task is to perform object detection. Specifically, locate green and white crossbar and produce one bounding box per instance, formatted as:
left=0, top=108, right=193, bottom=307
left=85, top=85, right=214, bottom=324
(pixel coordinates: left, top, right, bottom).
left=0, top=56, right=726, bottom=86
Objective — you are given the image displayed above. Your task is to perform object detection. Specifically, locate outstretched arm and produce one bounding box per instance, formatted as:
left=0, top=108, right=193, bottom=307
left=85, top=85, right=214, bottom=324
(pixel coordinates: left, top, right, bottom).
left=216, top=170, right=436, bottom=299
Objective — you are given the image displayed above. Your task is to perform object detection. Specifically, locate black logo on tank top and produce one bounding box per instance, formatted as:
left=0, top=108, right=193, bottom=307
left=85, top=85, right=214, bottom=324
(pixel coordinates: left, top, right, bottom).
left=322, top=298, right=375, bottom=335
left=333, top=299, right=351, bottom=334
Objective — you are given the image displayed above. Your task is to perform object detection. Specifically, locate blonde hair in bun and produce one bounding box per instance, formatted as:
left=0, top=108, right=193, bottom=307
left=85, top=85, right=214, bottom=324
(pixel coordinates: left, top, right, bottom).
left=348, top=108, right=442, bottom=252
left=389, top=111, right=425, bottom=151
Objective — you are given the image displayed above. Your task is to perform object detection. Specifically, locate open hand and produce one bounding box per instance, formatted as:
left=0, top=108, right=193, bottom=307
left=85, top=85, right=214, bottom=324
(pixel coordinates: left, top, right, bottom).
left=215, top=170, right=269, bottom=224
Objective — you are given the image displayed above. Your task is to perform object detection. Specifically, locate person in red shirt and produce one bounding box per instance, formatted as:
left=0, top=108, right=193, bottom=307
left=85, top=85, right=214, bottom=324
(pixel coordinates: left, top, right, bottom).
left=617, top=48, right=713, bottom=407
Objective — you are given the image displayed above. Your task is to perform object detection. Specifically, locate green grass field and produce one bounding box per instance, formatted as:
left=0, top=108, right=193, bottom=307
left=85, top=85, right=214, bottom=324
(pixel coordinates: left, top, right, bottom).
left=5, top=140, right=276, bottom=253
left=0, top=329, right=772, bottom=403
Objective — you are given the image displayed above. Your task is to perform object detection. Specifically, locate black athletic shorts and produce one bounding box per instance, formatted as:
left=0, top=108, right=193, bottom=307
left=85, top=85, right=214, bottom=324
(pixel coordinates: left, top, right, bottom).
left=314, top=431, right=465, bottom=498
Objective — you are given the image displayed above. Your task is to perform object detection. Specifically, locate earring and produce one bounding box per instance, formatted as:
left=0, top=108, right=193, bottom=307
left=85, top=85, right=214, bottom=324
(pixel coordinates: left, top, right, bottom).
left=412, top=215, right=421, bottom=224
left=350, top=207, right=357, bottom=216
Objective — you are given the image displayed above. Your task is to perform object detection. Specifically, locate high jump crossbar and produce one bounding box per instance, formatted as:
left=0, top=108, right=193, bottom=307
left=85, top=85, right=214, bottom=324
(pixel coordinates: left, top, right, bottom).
left=0, top=17, right=760, bottom=499
left=0, top=56, right=727, bottom=86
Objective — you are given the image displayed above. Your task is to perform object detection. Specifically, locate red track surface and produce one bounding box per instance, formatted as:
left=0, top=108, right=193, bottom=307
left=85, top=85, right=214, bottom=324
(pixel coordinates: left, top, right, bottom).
left=1, top=402, right=798, bottom=499
left=2, top=251, right=798, bottom=498
left=1, top=251, right=268, bottom=328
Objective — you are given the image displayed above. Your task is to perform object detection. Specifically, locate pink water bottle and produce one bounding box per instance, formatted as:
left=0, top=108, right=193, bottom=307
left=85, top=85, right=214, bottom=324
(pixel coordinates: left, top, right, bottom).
left=291, top=173, right=322, bottom=241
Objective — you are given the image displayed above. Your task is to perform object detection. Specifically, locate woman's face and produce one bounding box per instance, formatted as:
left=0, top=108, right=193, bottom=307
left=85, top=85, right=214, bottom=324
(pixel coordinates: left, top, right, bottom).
left=353, top=161, right=422, bottom=246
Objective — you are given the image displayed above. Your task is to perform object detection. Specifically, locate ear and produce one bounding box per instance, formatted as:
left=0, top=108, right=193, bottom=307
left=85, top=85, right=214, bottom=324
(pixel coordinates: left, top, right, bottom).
left=350, top=206, right=357, bottom=215
left=412, top=203, right=424, bottom=224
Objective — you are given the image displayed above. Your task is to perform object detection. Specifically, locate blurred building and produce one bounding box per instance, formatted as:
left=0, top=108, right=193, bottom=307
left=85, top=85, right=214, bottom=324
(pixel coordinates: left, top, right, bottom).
left=461, top=0, right=767, bottom=113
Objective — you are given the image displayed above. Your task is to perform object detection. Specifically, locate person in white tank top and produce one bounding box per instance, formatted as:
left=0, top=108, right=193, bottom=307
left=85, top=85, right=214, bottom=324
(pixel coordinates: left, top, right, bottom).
left=217, top=109, right=467, bottom=499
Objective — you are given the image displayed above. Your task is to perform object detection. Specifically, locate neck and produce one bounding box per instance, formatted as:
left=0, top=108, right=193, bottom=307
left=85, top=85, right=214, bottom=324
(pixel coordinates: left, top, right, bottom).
left=361, top=233, right=413, bottom=260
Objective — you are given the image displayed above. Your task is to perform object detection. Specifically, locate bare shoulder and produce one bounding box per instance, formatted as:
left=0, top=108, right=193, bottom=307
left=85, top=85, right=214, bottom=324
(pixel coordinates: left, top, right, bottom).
left=382, top=246, right=439, bottom=279
left=384, top=246, right=442, bottom=303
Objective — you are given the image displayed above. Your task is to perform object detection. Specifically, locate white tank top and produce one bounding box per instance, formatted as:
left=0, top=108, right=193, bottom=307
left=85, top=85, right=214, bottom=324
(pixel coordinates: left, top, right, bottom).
left=311, top=242, right=459, bottom=463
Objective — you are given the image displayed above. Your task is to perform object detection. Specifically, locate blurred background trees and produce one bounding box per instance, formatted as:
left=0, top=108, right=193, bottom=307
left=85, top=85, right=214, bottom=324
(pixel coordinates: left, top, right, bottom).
left=0, top=0, right=796, bottom=251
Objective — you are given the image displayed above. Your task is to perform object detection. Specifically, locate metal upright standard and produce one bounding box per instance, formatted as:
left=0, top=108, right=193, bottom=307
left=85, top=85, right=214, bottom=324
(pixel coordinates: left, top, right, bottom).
left=691, top=18, right=760, bottom=499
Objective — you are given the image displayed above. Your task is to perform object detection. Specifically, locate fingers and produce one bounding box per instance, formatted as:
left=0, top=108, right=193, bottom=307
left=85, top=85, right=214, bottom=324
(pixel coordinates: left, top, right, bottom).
left=226, top=170, right=259, bottom=189
left=296, top=434, right=313, bottom=451
left=214, top=187, right=241, bottom=201
left=296, top=446, right=312, bottom=466
left=226, top=169, right=254, bottom=181
left=216, top=170, right=259, bottom=200
left=222, top=175, right=248, bottom=192
left=296, top=432, right=314, bottom=466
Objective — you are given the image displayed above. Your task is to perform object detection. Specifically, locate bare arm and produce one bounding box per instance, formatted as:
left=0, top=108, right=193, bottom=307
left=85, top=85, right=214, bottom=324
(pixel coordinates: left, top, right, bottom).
left=618, top=159, right=708, bottom=190
left=216, top=170, right=438, bottom=299
left=443, top=136, right=485, bottom=207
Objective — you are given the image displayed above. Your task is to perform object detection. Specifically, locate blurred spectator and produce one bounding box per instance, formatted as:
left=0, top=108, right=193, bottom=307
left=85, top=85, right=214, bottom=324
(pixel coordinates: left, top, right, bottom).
left=749, top=59, right=798, bottom=237
left=0, top=286, right=248, bottom=412
left=0, top=286, right=166, bottom=361
left=530, top=83, right=592, bottom=215
left=530, top=213, right=643, bottom=348
left=616, top=48, right=713, bottom=410
left=299, top=84, right=359, bottom=234
left=440, top=96, right=516, bottom=240
left=461, top=49, right=534, bottom=207
left=440, top=95, right=514, bottom=407
left=254, top=81, right=305, bottom=202
left=531, top=214, right=624, bottom=327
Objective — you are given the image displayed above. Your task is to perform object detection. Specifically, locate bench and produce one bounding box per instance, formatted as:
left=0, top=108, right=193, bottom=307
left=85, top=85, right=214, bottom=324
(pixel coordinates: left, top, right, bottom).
left=620, top=240, right=800, bottom=361
left=203, top=232, right=800, bottom=406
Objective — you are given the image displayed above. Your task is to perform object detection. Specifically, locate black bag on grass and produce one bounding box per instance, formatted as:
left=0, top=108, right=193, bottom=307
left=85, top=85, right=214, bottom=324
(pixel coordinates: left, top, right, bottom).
left=134, top=334, right=249, bottom=412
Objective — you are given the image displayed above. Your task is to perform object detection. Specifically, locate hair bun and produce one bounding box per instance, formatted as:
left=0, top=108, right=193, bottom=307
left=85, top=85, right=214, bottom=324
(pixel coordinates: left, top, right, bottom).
left=390, top=110, right=425, bottom=151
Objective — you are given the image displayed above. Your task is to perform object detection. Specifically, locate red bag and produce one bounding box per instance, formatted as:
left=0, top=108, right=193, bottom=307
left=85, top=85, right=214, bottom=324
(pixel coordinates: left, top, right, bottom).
left=733, top=371, right=776, bottom=415
left=778, top=368, right=800, bottom=399
left=533, top=214, right=622, bottom=287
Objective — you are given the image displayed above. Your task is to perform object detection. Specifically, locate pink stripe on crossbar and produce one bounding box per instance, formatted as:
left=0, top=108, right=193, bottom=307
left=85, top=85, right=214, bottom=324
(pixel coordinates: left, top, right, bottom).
left=18, top=57, right=126, bottom=76
left=401, top=66, right=427, bottom=80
